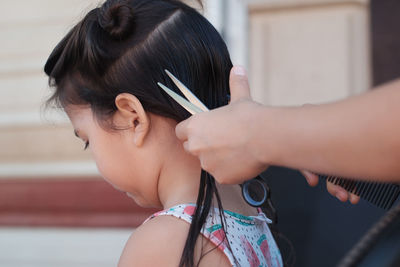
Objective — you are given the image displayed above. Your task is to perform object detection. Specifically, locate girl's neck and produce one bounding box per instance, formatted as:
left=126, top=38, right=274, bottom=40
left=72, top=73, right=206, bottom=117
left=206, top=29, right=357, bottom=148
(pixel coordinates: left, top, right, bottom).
left=156, top=131, right=202, bottom=209
left=153, top=116, right=256, bottom=215
left=156, top=138, right=257, bottom=216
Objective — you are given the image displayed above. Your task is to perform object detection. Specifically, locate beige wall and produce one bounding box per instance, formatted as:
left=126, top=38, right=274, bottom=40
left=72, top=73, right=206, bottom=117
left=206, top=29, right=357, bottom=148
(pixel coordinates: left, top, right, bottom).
left=247, top=0, right=371, bottom=105
left=0, top=0, right=99, bottom=177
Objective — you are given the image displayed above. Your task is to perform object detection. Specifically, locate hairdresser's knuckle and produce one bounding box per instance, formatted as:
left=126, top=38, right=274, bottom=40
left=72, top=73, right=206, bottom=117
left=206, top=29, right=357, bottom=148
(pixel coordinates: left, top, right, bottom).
left=182, top=122, right=193, bottom=137
left=188, top=114, right=206, bottom=133
left=216, top=172, right=233, bottom=185
left=199, top=157, right=209, bottom=170
left=185, top=140, right=194, bottom=152
left=216, top=175, right=228, bottom=185
left=200, top=157, right=214, bottom=173
left=184, top=141, right=198, bottom=156
left=210, top=166, right=226, bottom=183
left=175, top=123, right=185, bottom=139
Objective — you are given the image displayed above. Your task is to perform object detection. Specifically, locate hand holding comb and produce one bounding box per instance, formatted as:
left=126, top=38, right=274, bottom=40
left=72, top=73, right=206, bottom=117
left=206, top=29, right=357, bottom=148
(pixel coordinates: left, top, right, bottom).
left=318, top=174, right=399, bottom=210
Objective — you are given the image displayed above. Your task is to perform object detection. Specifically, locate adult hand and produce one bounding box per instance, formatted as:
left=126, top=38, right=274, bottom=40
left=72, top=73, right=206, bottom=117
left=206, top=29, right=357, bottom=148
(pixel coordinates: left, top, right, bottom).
left=301, top=170, right=360, bottom=204
left=175, top=66, right=268, bottom=184
left=176, top=65, right=362, bottom=204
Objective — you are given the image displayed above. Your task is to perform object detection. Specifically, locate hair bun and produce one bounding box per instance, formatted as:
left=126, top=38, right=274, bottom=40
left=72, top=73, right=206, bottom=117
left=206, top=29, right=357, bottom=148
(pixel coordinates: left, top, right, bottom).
left=98, top=0, right=135, bottom=40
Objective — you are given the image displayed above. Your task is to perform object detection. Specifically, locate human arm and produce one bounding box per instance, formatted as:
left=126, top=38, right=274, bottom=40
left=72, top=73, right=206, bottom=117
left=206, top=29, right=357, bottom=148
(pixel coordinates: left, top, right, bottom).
left=259, top=78, right=400, bottom=182
left=176, top=66, right=400, bottom=186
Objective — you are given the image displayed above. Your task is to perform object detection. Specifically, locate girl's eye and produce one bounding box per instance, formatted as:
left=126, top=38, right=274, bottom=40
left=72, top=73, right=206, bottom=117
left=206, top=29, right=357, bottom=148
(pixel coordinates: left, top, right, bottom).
left=84, top=141, right=90, bottom=150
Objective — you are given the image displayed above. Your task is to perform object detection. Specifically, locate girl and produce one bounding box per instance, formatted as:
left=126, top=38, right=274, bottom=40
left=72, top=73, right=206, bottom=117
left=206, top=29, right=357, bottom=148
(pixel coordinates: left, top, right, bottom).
left=44, top=0, right=283, bottom=266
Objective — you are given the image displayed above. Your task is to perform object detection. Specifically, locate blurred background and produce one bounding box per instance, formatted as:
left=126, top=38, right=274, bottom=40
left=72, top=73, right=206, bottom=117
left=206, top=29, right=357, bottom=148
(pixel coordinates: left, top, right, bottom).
left=0, top=0, right=399, bottom=266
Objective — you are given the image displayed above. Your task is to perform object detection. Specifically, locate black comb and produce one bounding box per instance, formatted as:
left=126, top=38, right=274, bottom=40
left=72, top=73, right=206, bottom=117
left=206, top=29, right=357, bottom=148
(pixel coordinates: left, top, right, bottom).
left=318, top=174, right=400, bottom=210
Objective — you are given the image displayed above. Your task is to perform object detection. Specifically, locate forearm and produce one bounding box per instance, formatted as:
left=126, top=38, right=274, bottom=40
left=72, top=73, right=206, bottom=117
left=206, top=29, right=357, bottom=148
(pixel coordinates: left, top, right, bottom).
left=257, top=79, right=400, bottom=182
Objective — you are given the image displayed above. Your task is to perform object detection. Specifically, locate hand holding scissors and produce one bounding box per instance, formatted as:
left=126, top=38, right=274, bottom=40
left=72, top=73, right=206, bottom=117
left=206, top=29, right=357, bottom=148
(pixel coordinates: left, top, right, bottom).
left=157, top=69, right=270, bottom=208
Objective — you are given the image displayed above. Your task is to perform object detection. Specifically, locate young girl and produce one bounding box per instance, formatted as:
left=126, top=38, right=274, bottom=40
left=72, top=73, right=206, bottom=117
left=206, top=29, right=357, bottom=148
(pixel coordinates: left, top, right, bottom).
left=44, top=0, right=282, bottom=266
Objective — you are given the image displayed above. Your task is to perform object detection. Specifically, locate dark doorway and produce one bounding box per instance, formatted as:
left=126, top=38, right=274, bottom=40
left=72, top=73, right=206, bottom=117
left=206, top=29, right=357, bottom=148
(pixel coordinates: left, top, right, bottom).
left=371, top=0, right=400, bottom=86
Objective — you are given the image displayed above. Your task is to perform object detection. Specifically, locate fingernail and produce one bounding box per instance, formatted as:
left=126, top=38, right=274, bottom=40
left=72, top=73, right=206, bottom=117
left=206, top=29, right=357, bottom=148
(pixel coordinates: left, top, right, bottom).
left=233, top=66, right=246, bottom=76
left=336, top=191, right=347, bottom=201
left=304, top=175, right=311, bottom=185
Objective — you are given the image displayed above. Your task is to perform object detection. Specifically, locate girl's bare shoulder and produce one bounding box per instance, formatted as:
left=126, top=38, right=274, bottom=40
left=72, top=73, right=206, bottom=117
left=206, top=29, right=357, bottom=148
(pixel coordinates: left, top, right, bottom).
left=118, top=215, right=189, bottom=266
left=118, top=215, right=231, bottom=267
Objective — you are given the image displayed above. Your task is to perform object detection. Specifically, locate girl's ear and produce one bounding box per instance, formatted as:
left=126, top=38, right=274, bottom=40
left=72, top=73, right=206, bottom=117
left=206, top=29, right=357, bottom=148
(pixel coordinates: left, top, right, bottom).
left=114, top=93, right=150, bottom=147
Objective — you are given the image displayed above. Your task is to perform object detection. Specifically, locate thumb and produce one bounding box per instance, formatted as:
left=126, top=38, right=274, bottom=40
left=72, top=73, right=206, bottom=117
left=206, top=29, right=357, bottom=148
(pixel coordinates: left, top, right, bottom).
left=175, top=117, right=191, bottom=141
left=229, top=66, right=251, bottom=103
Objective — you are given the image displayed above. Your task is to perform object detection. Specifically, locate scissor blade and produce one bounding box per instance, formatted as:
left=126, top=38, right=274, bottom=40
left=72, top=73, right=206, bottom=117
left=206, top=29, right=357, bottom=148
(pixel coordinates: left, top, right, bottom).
left=164, top=69, right=209, bottom=112
left=157, top=82, right=204, bottom=114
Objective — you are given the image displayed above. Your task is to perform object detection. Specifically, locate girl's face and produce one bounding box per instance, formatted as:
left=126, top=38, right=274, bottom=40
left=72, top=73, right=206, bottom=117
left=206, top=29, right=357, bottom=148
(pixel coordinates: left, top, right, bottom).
left=66, top=94, right=174, bottom=208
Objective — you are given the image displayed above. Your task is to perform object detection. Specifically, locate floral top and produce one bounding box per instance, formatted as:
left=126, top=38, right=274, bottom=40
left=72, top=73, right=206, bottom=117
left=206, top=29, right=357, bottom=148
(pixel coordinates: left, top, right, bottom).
left=143, top=203, right=283, bottom=267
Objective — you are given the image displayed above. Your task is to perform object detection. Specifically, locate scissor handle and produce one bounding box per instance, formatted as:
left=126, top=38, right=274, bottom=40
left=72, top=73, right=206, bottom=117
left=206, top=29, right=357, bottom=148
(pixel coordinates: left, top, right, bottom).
left=241, top=176, right=268, bottom=207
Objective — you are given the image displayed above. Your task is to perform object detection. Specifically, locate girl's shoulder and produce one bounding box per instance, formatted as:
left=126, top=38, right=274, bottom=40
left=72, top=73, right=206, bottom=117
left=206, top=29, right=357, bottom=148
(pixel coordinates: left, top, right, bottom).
left=118, top=214, right=188, bottom=266
left=118, top=204, right=231, bottom=267
left=143, top=203, right=283, bottom=267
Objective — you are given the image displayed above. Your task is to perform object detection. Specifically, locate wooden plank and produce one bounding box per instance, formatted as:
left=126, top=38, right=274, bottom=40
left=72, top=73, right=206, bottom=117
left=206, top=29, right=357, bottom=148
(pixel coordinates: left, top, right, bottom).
left=0, top=178, right=158, bottom=227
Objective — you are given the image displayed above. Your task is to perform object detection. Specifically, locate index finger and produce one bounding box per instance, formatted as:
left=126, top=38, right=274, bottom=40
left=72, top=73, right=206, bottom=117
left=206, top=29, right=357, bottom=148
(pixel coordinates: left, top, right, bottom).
left=175, top=117, right=190, bottom=141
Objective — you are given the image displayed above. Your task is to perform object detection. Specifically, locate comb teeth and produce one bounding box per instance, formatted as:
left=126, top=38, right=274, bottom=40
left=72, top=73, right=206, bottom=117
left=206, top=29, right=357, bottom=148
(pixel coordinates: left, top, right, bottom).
left=320, top=175, right=400, bottom=210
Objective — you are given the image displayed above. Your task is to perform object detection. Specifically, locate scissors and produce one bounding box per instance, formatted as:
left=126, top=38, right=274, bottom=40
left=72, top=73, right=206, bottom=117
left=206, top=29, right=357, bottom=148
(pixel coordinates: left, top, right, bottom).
left=157, top=69, right=270, bottom=208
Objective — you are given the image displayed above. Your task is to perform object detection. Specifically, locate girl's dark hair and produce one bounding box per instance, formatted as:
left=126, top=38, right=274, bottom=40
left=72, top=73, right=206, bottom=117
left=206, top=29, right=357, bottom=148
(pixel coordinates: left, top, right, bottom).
left=44, top=0, right=232, bottom=266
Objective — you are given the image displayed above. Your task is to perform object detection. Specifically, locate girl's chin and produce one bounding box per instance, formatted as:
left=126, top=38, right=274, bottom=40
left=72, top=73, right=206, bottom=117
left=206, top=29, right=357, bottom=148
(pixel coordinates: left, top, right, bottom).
left=126, top=192, right=140, bottom=204
left=126, top=192, right=153, bottom=208
left=126, top=192, right=135, bottom=199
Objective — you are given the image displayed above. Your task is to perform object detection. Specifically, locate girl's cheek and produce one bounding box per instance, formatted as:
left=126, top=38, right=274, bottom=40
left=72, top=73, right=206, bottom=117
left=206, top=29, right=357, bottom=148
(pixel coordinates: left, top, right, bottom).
left=94, top=159, right=107, bottom=180
left=94, top=155, right=125, bottom=190
left=90, top=149, right=110, bottom=180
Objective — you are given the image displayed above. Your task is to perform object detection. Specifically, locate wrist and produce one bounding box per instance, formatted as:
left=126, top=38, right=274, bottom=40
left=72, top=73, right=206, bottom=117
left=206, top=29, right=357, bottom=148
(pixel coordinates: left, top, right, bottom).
left=248, top=102, right=281, bottom=167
